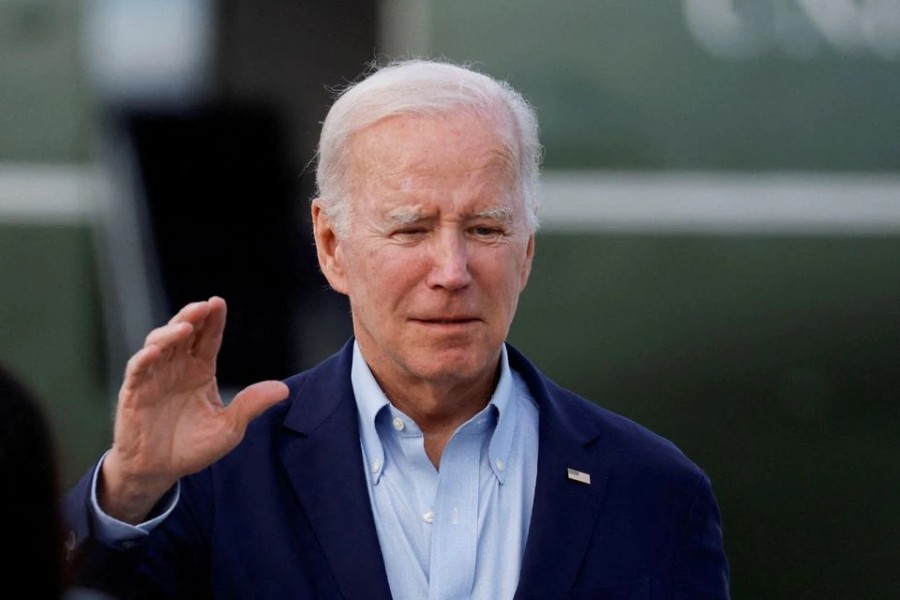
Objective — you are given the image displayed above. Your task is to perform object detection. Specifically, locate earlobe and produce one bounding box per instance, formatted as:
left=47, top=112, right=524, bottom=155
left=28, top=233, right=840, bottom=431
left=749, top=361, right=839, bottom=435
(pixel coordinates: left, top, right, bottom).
left=311, top=199, right=349, bottom=294
left=520, top=234, right=535, bottom=290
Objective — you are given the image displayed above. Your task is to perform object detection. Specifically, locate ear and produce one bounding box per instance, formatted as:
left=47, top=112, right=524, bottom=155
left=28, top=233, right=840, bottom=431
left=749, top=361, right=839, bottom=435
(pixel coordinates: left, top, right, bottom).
left=311, top=199, right=349, bottom=295
left=519, top=233, right=535, bottom=291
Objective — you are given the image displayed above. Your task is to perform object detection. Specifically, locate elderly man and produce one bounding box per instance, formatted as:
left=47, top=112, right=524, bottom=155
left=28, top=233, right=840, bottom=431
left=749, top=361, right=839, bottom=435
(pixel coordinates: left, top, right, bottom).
left=63, top=59, right=730, bottom=599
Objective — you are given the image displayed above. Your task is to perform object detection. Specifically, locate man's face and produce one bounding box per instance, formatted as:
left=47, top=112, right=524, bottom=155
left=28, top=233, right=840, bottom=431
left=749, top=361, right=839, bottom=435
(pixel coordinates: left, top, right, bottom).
left=314, top=110, right=535, bottom=393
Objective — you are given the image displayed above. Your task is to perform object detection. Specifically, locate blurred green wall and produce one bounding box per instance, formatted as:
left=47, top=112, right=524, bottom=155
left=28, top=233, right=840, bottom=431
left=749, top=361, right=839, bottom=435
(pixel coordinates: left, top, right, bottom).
left=428, top=0, right=900, bottom=173
left=0, top=223, right=111, bottom=489
left=0, top=0, right=91, bottom=162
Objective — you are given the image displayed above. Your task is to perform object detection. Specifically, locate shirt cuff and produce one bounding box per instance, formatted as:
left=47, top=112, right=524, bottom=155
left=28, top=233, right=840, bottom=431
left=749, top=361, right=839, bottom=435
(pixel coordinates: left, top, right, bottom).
left=88, top=449, right=181, bottom=545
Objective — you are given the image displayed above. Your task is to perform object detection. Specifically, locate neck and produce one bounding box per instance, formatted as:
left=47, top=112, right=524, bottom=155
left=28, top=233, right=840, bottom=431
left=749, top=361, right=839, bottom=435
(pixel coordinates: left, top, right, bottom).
left=374, top=364, right=499, bottom=469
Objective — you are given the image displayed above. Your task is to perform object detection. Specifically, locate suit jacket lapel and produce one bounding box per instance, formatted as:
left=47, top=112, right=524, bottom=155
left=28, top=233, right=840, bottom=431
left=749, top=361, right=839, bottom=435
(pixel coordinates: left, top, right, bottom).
left=277, top=341, right=393, bottom=600
left=509, top=345, right=609, bottom=599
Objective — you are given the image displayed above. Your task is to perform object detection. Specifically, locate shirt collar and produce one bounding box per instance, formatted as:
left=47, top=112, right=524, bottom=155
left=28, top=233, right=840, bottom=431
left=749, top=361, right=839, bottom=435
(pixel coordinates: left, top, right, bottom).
left=351, top=341, right=518, bottom=485
left=352, top=342, right=390, bottom=484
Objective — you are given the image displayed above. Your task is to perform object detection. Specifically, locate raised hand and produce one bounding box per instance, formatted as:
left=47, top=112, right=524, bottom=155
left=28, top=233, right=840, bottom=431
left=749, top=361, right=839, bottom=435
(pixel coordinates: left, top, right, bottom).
left=99, top=296, right=289, bottom=523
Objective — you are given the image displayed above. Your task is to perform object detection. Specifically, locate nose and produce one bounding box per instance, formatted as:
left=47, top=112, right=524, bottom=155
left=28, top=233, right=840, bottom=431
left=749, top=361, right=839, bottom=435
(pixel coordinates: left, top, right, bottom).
left=426, top=228, right=472, bottom=290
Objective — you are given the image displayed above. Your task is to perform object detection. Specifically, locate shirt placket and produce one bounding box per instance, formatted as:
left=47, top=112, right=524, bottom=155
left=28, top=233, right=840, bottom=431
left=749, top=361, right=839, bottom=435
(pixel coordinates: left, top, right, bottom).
left=427, top=426, right=483, bottom=600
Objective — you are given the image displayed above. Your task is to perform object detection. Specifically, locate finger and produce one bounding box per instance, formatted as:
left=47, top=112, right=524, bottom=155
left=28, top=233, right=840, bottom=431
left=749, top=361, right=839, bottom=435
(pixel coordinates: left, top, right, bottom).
left=226, top=380, right=290, bottom=430
left=155, top=301, right=213, bottom=358
left=167, top=300, right=213, bottom=327
left=121, top=344, right=163, bottom=392
left=143, top=321, right=194, bottom=350
left=191, top=296, right=227, bottom=363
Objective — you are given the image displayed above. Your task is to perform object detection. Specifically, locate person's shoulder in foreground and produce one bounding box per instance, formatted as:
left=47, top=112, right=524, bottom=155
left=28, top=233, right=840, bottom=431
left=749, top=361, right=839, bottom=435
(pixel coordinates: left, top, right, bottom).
left=1, top=363, right=118, bottom=600
left=0, top=363, right=69, bottom=598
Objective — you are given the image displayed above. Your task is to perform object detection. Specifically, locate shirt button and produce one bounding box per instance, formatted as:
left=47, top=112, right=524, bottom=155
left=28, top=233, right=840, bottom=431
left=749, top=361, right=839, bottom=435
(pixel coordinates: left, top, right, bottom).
left=371, top=459, right=381, bottom=474
left=392, top=417, right=405, bottom=431
left=422, top=510, right=435, bottom=524
left=496, top=458, right=505, bottom=471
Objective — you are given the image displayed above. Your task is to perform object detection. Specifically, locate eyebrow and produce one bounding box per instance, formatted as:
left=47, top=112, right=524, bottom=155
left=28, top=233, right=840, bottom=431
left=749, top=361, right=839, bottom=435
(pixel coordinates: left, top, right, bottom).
left=473, top=206, right=514, bottom=224
left=385, top=206, right=426, bottom=226
left=384, top=205, right=514, bottom=226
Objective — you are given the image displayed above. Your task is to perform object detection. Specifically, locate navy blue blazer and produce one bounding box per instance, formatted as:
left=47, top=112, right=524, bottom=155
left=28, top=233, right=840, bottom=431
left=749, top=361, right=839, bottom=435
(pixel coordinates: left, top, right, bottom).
left=64, top=340, right=730, bottom=599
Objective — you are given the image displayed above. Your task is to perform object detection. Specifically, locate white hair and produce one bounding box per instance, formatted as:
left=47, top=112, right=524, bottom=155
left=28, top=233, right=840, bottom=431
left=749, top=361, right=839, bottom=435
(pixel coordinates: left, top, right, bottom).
left=314, top=58, right=543, bottom=236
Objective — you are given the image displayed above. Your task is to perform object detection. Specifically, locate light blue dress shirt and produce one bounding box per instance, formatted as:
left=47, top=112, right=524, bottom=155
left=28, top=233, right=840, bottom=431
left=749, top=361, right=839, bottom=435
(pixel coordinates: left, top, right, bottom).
left=352, top=342, right=539, bottom=600
left=87, top=342, right=540, bottom=600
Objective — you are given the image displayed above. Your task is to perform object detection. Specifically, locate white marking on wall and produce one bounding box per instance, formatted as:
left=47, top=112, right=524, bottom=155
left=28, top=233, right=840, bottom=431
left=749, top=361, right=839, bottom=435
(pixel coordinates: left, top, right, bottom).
left=538, top=170, right=900, bottom=235
left=2, top=164, right=900, bottom=235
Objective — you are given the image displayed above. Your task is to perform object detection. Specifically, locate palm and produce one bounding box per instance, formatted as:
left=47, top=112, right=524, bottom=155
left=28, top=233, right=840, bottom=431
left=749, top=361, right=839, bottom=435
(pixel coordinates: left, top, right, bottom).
left=105, top=297, right=288, bottom=519
left=117, top=338, right=231, bottom=480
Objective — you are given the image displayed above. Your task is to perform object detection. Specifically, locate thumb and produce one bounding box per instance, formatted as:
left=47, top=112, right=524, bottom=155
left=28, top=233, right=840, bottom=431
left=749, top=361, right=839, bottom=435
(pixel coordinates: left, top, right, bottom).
left=227, top=380, right=290, bottom=429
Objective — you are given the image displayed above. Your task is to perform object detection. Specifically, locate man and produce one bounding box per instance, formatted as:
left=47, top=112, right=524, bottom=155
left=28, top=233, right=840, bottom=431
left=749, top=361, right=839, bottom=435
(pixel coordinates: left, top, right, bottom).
left=63, top=58, right=730, bottom=599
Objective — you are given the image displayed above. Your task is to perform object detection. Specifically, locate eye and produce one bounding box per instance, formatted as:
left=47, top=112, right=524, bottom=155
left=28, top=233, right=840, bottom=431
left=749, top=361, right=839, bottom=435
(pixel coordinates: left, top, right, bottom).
left=470, top=225, right=504, bottom=240
left=392, top=227, right=428, bottom=242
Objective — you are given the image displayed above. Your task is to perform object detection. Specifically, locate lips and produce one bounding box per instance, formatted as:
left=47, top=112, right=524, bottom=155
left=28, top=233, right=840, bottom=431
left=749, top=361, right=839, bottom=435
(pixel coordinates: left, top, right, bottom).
left=413, top=317, right=478, bottom=325
left=411, top=316, right=480, bottom=324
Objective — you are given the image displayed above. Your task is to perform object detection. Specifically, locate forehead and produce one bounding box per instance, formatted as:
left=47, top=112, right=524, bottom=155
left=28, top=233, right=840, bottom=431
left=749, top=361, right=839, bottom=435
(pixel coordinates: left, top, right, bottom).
left=347, top=111, right=518, bottom=192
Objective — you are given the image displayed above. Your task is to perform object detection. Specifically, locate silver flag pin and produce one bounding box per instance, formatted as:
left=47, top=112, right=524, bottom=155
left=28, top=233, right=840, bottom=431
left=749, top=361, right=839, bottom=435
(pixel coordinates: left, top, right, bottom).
left=567, top=467, right=591, bottom=485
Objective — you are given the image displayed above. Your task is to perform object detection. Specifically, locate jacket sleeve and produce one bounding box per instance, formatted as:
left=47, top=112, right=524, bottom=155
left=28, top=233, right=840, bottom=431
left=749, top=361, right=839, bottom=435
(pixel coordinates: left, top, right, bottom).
left=61, top=466, right=147, bottom=598
left=60, top=463, right=206, bottom=599
left=674, top=473, right=731, bottom=599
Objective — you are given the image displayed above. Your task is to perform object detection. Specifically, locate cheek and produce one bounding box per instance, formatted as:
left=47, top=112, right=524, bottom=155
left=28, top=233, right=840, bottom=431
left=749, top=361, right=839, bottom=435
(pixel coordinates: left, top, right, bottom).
left=466, top=265, right=514, bottom=316
left=481, top=246, right=528, bottom=283
left=348, top=245, right=425, bottom=299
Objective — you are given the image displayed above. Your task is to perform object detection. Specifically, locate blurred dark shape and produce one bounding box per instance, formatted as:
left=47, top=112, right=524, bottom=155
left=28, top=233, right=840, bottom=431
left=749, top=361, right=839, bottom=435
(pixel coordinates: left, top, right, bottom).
left=0, top=363, right=66, bottom=598
left=119, top=101, right=316, bottom=389
left=1, top=362, right=119, bottom=599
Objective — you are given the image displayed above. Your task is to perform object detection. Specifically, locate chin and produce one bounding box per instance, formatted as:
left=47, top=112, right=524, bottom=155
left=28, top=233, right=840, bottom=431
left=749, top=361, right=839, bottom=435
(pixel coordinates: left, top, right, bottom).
left=409, top=347, right=497, bottom=382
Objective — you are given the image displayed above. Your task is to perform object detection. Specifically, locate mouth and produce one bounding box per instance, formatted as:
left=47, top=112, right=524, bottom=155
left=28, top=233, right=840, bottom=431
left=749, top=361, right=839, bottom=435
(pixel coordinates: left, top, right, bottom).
left=411, top=317, right=480, bottom=325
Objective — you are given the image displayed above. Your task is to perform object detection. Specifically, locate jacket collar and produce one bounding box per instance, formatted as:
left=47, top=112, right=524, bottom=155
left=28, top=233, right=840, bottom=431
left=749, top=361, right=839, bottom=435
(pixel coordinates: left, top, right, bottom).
left=507, top=344, right=610, bottom=598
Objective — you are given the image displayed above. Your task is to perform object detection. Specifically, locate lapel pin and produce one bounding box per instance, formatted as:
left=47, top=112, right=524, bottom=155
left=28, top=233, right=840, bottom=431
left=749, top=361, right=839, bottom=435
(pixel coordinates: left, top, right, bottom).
left=567, top=467, right=591, bottom=485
